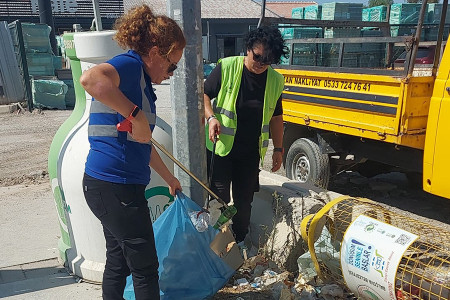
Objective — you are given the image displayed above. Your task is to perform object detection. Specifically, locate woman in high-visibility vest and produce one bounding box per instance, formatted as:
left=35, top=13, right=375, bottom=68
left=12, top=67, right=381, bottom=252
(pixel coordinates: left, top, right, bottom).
left=80, top=5, right=184, bottom=299
left=204, top=26, right=288, bottom=245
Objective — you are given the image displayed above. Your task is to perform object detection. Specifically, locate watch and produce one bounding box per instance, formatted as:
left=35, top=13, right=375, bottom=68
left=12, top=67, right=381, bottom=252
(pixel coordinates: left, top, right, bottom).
left=274, top=147, right=284, bottom=153
left=127, top=105, right=140, bottom=121
left=207, top=115, right=216, bottom=123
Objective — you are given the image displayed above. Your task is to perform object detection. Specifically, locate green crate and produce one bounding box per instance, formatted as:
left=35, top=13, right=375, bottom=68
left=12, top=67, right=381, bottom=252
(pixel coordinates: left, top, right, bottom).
left=20, top=23, right=52, bottom=53
left=26, top=52, right=55, bottom=76
left=327, top=53, right=360, bottom=68
left=293, top=53, right=323, bottom=66
left=369, top=5, right=387, bottom=22
left=294, top=27, right=323, bottom=39
left=424, top=27, right=450, bottom=41
left=321, top=2, right=363, bottom=21
left=325, top=28, right=361, bottom=52
left=359, top=53, right=385, bottom=68
left=32, top=79, right=67, bottom=109
left=427, top=3, right=450, bottom=24
left=391, top=26, right=425, bottom=40
left=292, top=7, right=304, bottom=19
left=362, top=8, right=370, bottom=21
left=62, top=79, right=75, bottom=107
left=304, top=5, right=322, bottom=20
left=389, top=3, right=422, bottom=25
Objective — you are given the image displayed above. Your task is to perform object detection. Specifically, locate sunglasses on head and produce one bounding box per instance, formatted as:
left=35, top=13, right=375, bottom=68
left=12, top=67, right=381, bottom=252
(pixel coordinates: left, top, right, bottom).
left=251, top=48, right=273, bottom=65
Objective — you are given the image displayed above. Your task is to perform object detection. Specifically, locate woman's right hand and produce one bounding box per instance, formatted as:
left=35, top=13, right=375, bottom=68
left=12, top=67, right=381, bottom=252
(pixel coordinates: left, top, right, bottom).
left=208, top=118, right=221, bottom=142
left=167, top=176, right=182, bottom=196
left=130, top=111, right=152, bottom=143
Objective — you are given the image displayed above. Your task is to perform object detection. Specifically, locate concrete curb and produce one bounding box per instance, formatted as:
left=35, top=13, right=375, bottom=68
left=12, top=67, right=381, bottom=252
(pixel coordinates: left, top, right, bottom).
left=0, top=104, right=18, bottom=114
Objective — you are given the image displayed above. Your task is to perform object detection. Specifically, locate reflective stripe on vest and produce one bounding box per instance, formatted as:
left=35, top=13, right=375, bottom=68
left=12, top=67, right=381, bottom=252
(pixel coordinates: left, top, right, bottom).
left=212, top=101, right=235, bottom=119
left=88, top=70, right=156, bottom=144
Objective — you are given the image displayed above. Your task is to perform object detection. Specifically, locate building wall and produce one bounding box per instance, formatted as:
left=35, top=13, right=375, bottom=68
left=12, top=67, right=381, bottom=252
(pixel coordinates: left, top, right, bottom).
left=0, top=0, right=123, bottom=33
left=202, top=19, right=258, bottom=62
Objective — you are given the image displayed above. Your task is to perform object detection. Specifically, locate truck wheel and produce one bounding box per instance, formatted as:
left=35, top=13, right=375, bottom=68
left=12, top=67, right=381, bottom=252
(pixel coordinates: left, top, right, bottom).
left=285, top=138, right=330, bottom=188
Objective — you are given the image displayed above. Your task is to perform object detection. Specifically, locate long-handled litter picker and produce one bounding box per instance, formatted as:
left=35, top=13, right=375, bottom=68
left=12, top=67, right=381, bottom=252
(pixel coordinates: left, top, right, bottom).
left=117, top=118, right=228, bottom=208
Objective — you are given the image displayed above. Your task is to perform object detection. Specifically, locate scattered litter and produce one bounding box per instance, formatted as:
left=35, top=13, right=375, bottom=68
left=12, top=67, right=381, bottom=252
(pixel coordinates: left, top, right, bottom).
left=235, top=278, right=249, bottom=286
left=188, top=210, right=210, bottom=232
left=319, top=284, right=344, bottom=300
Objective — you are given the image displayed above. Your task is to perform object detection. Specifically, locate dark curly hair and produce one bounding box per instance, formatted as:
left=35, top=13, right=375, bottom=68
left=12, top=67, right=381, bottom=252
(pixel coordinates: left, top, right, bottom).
left=114, top=5, right=186, bottom=57
left=244, top=26, right=289, bottom=65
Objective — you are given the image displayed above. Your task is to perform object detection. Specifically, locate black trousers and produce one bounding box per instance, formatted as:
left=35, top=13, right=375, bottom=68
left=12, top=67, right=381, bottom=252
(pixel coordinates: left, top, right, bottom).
left=83, top=174, right=159, bottom=300
left=207, top=150, right=260, bottom=242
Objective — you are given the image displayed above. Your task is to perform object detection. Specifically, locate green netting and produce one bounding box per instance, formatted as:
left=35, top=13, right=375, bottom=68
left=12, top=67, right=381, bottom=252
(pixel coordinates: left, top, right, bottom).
left=21, top=23, right=52, bottom=53
left=361, top=30, right=385, bottom=52
left=369, top=5, right=387, bottom=22
left=279, top=25, right=295, bottom=39
left=391, top=26, right=425, bottom=40
left=295, top=27, right=323, bottom=39
left=424, top=27, right=450, bottom=41
left=292, top=7, right=304, bottom=19
left=53, top=56, right=63, bottom=70
left=327, top=54, right=359, bottom=67
left=62, top=79, right=75, bottom=108
left=324, top=28, right=361, bottom=38
left=427, top=3, right=450, bottom=23
left=304, top=5, right=322, bottom=20
left=26, top=52, right=55, bottom=76
left=359, top=53, right=385, bottom=68
left=325, top=28, right=361, bottom=52
left=362, top=8, right=370, bottom=21
left=321, top=2, right=363, bottom=21
left=389, top=3, right=422, bottom=25
left=279, top=26, right=322, bottom=40
left=32, top=79, right=67, bottom=109
left=292, top=53, right=323, bottom=66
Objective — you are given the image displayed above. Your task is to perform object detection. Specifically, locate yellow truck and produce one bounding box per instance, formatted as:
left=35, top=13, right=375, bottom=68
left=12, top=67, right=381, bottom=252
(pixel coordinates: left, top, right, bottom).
left=269, top=1, right=450, bottom=199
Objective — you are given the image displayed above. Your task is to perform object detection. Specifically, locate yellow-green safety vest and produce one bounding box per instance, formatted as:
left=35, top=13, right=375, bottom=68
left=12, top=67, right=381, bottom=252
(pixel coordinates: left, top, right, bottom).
left=206, top=56, right=284, bottom=163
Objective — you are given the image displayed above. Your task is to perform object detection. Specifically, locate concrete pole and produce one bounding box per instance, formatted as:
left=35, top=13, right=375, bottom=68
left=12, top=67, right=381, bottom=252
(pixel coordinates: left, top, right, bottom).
left=37, top=0, right=58, bottom=55
left=167, top=0, right=207, bottom=206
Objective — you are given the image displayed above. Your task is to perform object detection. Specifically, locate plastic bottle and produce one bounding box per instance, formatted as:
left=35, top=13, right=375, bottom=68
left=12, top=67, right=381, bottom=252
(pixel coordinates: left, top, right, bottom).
left=213, top=205, right=237, bottom=229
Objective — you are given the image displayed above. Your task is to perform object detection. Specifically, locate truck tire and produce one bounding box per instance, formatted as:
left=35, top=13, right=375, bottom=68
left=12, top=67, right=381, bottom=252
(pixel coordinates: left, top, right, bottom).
left=285, top=138, right=330, bottom=188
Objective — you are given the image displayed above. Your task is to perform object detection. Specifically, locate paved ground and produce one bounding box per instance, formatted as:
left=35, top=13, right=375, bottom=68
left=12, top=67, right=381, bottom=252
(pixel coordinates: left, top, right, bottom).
left=0, top=81, right=286, bottom=299
left=1, top=81, right=449, bottom=299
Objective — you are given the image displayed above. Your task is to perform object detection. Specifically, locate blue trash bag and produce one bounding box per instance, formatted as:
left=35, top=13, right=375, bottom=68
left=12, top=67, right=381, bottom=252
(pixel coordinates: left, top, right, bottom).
left=123, top=192, right=235, bottom=300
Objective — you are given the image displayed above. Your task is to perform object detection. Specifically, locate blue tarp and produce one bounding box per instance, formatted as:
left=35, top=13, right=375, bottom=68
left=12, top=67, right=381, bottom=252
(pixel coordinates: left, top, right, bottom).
left=124, top=192, right=235, bottom=300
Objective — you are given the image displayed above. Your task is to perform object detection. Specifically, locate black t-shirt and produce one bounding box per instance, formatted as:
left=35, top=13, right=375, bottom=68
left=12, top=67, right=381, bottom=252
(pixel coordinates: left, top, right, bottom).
left=204, top=62, right=283, bottom=157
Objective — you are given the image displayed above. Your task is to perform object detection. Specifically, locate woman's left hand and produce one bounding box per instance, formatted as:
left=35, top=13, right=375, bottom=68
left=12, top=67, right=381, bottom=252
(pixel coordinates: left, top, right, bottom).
left=167, top=176, right=182, bottom=196
left=271, top=151, right=283, bottom=172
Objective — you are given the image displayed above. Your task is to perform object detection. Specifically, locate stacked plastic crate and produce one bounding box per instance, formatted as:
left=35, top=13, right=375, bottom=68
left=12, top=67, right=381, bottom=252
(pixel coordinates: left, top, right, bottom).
left=280, top=7, right=323, bottom=66
left=360, top=29, right=385, bottom=68
left=389, top=3, right=423, bottom=39
left=304, top=5, right=322, bottom=20
left=13, top=23, right=56, bottom=77
left=367, top=5, right=387, bottom=22
left=292, top=28, right=324, bottom=66
left=10, top=23, right=68, bottom=109
left=360, top=6, right=387, bottom=68
left=322, top=2, right=363, bottom=67
left=425, top=3, right=450, bottom=41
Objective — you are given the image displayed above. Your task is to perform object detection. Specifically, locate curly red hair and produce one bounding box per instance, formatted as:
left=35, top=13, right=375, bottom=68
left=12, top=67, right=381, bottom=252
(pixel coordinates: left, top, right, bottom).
left=114, top=5, right=186, bottom=57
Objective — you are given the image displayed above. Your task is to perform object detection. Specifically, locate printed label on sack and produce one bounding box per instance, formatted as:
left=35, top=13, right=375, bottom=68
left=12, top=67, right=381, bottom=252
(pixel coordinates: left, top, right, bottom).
left=341, top=215, right=418, bottom=300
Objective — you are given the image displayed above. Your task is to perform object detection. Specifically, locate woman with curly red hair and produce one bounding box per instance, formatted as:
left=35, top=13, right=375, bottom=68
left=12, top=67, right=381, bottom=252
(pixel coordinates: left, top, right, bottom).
left=80, top=5, right=185, bottom=299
